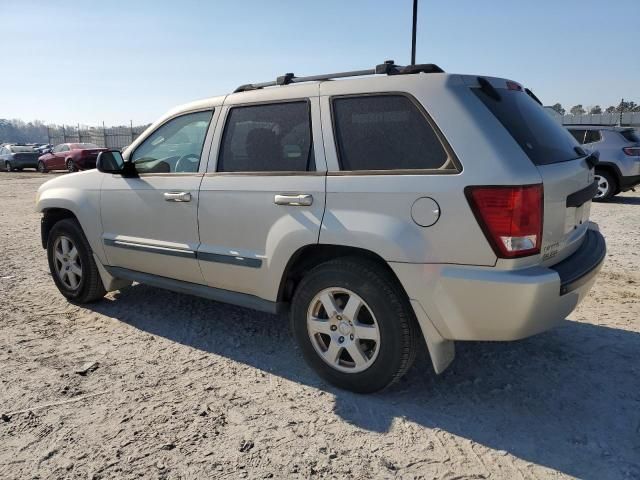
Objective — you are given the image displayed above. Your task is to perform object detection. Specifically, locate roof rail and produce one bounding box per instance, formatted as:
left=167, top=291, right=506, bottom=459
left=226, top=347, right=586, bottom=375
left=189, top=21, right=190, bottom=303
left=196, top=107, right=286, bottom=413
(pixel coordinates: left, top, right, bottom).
left=233, top=60, right=444, bottom=93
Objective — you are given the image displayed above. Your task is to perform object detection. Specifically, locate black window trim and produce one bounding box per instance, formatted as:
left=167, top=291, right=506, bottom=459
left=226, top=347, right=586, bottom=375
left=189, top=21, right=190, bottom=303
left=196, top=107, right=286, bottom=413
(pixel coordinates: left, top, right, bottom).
left=328, top=91, right=462, bottom=176
left=213, top=97, right=318, bottom=176
left=129, top=107, right=215, bottom=176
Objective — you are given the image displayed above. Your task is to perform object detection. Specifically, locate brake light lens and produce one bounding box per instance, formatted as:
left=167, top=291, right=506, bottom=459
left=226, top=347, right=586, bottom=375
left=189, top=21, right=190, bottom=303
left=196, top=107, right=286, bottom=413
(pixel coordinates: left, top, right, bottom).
left=505, top=80, right=523, bottom=91
left=466, top=184, right=543, bottom=258
left=622, top=147, right=640, bottom=157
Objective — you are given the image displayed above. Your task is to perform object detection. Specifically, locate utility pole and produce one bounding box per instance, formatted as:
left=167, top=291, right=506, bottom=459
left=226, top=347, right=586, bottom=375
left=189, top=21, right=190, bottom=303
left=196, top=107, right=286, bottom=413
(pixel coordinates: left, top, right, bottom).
left=618, top=98, right=624, bottom=126
left=411, top=0, right=418, bottom=65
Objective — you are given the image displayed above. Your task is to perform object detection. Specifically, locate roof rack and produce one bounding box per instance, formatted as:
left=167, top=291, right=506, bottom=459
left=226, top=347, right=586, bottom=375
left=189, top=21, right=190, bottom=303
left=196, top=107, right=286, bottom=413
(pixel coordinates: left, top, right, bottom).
left=233, top=60, right=444, bottom=93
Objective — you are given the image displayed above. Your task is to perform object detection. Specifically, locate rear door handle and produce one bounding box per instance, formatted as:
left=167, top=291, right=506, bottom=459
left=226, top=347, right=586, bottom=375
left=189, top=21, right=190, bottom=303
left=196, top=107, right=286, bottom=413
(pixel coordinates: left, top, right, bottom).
left=164, top=191, right=192, bottom=202
left=274, top=194, right=313, bottom=206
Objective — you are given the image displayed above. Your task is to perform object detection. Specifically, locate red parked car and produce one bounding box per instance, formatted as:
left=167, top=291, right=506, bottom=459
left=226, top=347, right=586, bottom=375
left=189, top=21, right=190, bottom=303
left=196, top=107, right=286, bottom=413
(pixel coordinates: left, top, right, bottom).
left=37, top=143, right=108, bottom=173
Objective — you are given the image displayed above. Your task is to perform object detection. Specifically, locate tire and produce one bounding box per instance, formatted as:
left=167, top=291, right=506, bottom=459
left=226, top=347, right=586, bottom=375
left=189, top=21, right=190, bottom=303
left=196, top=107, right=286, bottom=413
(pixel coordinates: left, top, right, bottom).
left=47, top=218, right=106, bottom=303
left=290, top=257, right=418, bottom=393
left=5, top=161, right=12, bottom=172
left=66, top=159, right=77, bottom=172
left=593, top=170, right=617, bottom=202
left=37, top=161, right=48, bottom=173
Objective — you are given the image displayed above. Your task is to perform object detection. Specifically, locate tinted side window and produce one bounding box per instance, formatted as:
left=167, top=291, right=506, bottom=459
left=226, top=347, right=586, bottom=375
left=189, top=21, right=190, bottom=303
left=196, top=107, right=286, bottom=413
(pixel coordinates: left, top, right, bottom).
left=217, top=102, right=314, bottom=172
left=569, top=129, right=586, bottom=144
left=332, top=95, right=450, bottom=171
left=132, top=110, right=213, bottom=173
left=585, top=130, right=601, bottom=143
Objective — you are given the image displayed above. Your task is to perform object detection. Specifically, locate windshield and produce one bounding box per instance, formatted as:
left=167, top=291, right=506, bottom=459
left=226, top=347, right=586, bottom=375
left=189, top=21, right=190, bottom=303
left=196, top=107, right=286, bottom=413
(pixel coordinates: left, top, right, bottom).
left=473, top=88, right=582, bottom=165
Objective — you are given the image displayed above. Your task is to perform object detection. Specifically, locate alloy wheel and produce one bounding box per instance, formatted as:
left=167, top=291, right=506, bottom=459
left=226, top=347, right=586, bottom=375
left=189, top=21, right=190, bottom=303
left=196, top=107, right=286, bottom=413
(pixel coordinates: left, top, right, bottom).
left=306, top=287, right=381, bottom=373
left=66, top=160, right=76, bottom=172
left=594, top=174, right=609, bottom=199
left=53, top=235, right=83, bottom=289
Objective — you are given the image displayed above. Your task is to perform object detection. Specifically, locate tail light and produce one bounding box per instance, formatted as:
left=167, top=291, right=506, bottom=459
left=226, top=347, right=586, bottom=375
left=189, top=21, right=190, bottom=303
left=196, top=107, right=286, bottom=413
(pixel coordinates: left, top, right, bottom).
left=465, top=184, right=543, bottom=258
left=622, top=147, right=640, bottom=156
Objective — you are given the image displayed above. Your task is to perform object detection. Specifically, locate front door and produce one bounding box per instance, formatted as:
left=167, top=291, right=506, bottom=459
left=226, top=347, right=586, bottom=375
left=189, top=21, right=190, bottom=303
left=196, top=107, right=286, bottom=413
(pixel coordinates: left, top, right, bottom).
left=100, top=109, right=216, bottom=284
left=197, top=89, right=326, bottom=302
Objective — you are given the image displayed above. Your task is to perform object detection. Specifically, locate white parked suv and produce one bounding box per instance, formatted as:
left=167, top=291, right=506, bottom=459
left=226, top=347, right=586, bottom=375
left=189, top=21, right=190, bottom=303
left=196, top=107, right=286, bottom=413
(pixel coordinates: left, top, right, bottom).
left=36, top=62, right=606, bottom=392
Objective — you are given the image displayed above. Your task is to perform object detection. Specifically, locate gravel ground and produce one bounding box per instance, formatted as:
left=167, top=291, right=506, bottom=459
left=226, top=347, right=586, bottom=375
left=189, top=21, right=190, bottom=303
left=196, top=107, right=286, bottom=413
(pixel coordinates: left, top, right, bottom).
left=0, top=172, right=638, bottom=480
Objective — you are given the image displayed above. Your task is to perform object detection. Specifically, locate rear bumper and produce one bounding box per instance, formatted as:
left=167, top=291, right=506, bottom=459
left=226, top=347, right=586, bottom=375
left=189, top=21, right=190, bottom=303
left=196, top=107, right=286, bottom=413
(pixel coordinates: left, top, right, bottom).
left=620, top=174, right=640, bottom=191
left=391, top=224, right=606, bottom=342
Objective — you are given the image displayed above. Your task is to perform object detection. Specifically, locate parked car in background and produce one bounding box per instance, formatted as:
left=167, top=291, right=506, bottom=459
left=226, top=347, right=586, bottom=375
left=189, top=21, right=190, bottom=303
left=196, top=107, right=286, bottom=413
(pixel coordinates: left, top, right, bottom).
left=36, top=62, right=606, bottom=392
left=37, top=143, right=108, bottom=173
left=36, top=144, right=53, bottom=154
left=567, top=125, right=640, bottom=200
left=0, top=144, right=41, bottom=171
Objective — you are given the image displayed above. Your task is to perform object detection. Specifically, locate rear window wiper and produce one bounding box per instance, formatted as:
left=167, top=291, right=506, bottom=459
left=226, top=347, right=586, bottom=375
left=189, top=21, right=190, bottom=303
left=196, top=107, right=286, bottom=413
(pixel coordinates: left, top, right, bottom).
left=525, top=88, right=542, bottom=106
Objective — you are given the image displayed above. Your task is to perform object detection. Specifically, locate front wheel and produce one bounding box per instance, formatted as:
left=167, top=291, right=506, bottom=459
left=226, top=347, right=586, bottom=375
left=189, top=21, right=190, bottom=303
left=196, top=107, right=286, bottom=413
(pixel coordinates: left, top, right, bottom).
left=47, top=219, right=106, bottom=303
left=66, top=159, right=77, bottom=172
left=37, top=161, right=48, bottom=173
left=593, top=170, right=617, bottom=202
left=291, top=257, right=418, bottom=393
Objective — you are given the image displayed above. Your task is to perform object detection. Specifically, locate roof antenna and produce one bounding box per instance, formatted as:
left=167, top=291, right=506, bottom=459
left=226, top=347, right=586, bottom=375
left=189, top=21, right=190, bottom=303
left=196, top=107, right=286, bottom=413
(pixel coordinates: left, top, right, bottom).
left=411, top=0, right=418, bottom=65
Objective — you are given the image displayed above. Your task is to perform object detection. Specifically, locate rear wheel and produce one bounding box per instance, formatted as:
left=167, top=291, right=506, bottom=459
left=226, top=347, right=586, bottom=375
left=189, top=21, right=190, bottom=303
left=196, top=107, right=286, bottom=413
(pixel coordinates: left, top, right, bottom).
left=594, top=170, right=617, bottom=201
left=47, top=219, right=106, bottom=303
left=5, top=161, right=12, bottom=172
left=37, top=161, right=48, bottom=173
left=291, top=257, right=418, bottom=393
left=66, top=159, right=77, bottom=172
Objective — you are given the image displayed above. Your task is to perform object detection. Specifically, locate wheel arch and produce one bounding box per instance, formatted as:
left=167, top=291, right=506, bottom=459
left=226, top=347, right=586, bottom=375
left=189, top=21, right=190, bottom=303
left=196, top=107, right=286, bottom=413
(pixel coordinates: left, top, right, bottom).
left=278, top=244, right=407, bottom=304
left=595, top=163, right=621, bottom=195
left=41, top=208, right=80, bottom=249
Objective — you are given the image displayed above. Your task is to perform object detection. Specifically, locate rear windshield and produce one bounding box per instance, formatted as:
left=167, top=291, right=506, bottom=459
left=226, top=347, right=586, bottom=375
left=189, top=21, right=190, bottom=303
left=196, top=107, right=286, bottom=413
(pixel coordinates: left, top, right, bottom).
left=620, top=129, right=640, bottom=143
left=9, top=146, right=35, bottom=153
left=473, top=88, right=581, bottom=165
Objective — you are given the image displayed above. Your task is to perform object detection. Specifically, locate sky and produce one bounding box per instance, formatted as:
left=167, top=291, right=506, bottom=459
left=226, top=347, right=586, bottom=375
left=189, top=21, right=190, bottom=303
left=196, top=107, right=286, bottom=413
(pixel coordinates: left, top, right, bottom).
left=1, top=0, right=638, bottom=126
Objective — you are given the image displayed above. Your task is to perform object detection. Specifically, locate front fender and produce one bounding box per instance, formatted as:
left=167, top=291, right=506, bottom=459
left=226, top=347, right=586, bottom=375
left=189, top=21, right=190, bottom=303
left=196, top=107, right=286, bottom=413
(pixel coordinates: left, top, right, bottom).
left=36, top=171, right=107, bottom=263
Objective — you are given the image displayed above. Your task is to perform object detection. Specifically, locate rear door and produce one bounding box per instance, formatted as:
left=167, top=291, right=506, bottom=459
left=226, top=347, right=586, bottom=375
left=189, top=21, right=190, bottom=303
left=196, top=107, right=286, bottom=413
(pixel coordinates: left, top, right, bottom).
left=471, top=79, right=594, bottom=265
left=197, top=86, right=326, bottom=302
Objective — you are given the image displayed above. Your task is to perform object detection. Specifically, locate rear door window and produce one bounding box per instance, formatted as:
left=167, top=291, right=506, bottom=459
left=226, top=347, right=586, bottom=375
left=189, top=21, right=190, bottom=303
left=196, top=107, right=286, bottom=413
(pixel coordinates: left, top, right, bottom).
left=569, top=129, right=586, bottom=144
left=584, top=130, right=602, bottom=144
left=217, top=101, right=314, bottom=172
left=331, top=95, right=452, bottom=171
left=474, top=88, right=581, bottom=165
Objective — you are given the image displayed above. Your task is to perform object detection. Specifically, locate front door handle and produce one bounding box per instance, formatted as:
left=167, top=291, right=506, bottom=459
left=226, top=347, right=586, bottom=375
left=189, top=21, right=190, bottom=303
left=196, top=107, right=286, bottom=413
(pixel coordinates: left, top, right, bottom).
left=274, top=194, right=313, bottom=206
left=164, top=191, right=192, bottom=202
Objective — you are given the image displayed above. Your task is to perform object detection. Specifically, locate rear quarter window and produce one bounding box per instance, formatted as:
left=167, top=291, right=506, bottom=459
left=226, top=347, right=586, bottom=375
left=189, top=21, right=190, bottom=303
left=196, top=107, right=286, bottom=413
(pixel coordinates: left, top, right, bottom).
left=474, top=88, right=581, bottom=165
left=620, top=129, right=640, bottom=143
left=331, top=94, right=454, bottom=171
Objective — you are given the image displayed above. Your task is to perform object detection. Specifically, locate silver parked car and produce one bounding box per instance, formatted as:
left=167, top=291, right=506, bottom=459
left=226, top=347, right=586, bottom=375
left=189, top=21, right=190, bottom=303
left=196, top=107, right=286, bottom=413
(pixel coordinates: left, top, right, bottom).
left=567, top=125, right=640, bottom=200
left=35, top=62, right=606, bottom=392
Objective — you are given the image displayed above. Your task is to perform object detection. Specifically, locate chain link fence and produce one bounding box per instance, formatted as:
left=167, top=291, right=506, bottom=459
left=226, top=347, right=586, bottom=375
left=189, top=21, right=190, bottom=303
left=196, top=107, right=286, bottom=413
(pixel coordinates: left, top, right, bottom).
left=46, top=123, right=150, bottom=150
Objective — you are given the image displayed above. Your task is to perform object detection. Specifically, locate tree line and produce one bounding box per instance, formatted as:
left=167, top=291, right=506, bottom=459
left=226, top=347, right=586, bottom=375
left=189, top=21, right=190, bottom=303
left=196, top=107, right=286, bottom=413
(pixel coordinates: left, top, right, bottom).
left=0, top=119, right=48, bottom=144
left=550, top=100, right=640, bottom=116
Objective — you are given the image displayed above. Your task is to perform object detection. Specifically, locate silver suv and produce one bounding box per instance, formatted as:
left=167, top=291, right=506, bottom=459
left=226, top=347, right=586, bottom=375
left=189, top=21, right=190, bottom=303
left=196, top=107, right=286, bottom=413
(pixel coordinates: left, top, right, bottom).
left=567, top=125, right=640, bottom=200
left=36, top=62, right=606, bottom=393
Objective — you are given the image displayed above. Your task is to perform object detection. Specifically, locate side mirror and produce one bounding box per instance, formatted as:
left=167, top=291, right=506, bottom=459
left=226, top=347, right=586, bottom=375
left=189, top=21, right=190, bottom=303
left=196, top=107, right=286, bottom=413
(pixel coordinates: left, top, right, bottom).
left=97, top=150, right=137, bottom=177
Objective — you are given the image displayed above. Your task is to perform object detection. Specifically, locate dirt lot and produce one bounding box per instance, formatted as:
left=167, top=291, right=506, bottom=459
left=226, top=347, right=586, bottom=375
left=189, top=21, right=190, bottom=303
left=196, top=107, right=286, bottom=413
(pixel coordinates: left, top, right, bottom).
left=0, top=172, right=638, bottom=480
